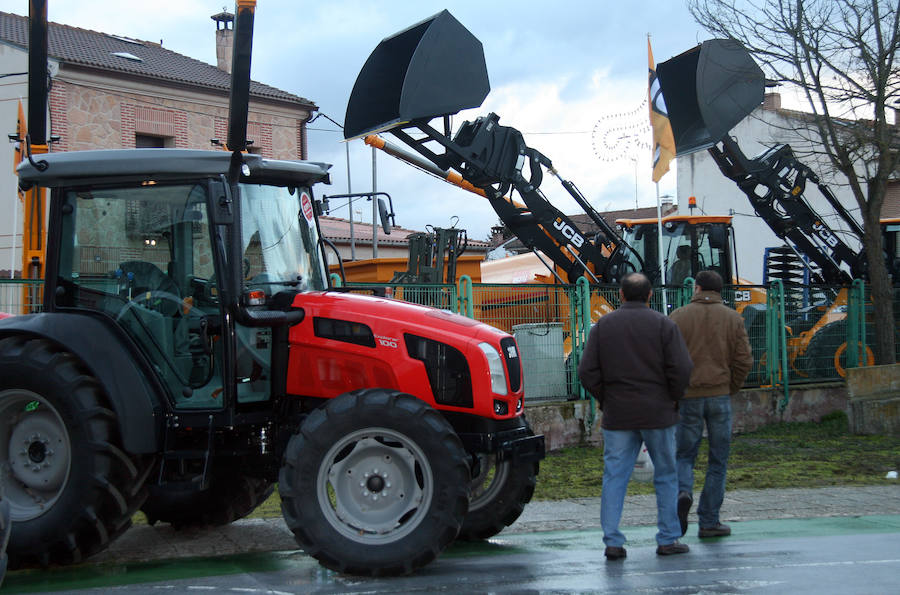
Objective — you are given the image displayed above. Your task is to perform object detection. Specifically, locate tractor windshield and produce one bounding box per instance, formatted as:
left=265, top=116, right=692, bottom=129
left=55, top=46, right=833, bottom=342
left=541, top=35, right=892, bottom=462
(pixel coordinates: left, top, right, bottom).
left=240, top=184, right=327, bottom=293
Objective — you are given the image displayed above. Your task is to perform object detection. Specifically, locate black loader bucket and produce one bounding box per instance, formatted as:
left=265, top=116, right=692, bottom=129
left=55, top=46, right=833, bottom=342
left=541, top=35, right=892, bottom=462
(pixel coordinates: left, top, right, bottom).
left=656, top=39, right=765, bottom=155
left=344, top=9, right=489, bottom=140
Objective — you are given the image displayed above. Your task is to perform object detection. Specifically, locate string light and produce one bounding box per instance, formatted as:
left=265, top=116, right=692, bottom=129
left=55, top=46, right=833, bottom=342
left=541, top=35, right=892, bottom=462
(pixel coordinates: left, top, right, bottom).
left=592, top=98, right=652, bottom=163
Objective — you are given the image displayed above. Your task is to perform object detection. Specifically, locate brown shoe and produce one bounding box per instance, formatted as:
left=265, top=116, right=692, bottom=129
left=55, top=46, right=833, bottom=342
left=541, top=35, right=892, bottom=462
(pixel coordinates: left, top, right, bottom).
left=699, top=523, right=732, bottom=538
left=604, top=546, right=627, bottom=560
left=656, top=541, right=690, bottom=555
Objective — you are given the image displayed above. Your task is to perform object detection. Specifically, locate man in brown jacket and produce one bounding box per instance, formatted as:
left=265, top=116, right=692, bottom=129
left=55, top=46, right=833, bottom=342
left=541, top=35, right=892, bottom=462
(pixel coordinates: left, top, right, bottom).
left=669, top=270, right=753, bottom=539
left=578, top=273, right=694, bottom=560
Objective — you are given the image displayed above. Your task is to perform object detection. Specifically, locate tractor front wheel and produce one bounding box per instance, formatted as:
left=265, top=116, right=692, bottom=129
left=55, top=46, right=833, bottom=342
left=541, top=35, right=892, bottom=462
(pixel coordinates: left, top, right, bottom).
left=279, top=389, right=469, bottom=576
left=458, top=431, right=539, bottom=541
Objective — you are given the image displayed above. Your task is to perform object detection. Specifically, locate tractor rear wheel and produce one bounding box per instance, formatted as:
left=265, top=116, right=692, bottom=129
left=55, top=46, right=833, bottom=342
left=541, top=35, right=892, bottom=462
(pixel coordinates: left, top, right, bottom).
left=141, top=465, right=273, bottom=529
left=458, top=432, right=539, bottom=541
left=279, top=389, right=469, bottom=576
left=0, top=337, right=150, bottom=568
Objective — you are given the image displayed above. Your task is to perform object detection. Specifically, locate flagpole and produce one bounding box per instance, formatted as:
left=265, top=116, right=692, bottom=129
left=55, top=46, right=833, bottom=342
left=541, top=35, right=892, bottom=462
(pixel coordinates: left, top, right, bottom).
left=648, top=34, right=675, bottom=297
left=656, top=182, right=665, bottom=287
left=656, top=182, right=668, bottom=312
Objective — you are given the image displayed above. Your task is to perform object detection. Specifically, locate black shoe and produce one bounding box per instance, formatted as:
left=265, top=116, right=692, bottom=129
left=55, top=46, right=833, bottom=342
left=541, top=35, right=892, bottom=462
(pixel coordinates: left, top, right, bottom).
left=677, top=491, right=692, bottom=537
left=604, top=546, right=627, bottom=560
left=699, top=523, right=731, bottom=538
left=656, top=541, right=690, bottom=555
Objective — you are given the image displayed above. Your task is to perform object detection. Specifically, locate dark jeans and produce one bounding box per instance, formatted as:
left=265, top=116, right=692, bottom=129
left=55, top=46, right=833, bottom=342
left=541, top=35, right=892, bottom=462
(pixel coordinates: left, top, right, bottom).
left=676, top=395, right=732, bottom=528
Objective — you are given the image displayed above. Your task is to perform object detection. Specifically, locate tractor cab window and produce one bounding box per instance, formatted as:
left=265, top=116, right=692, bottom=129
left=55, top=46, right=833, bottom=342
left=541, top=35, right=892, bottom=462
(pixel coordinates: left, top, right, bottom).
left=56, top=183, right=223, bottom=409
left=233, top=184, right=327, bottom=405
left=239, top=184, right=326, bottom=295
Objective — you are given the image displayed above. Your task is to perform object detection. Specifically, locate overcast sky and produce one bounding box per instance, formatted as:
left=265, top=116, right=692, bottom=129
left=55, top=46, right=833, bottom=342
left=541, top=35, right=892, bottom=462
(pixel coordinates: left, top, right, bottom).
left=33, top=1, right=709, bottom=241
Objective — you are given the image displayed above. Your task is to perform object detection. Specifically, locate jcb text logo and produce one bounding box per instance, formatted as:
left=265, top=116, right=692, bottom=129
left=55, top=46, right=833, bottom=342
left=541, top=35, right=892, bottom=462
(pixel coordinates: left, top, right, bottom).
left=813, top=222, right=839, bottom=248
left=553, top=218, right=585, bottom=248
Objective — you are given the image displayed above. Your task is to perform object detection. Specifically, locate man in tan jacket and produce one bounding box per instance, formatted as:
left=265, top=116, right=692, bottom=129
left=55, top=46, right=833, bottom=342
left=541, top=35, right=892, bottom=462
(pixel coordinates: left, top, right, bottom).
left=669, top=270, right=753, bottom=539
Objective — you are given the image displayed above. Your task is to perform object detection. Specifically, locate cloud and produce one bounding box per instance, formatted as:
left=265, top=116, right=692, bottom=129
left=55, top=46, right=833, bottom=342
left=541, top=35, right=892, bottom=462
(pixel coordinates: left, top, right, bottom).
left=34, top=0, right=690, bottom=240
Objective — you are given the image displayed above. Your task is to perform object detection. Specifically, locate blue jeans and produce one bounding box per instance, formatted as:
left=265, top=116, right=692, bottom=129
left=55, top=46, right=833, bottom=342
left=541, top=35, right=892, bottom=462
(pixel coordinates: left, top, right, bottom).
left=601, top=425, right=681, bottom=547
left=676, top=395, right=732, bottom=527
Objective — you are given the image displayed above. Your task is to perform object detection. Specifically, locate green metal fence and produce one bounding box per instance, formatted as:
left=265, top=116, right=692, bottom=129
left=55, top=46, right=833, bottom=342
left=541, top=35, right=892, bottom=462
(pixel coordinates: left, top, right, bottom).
left=451, top=279, right=889, bottom=405
left=341, top=281, right=460, bottom=312
left=4, top=276, right=896, bottom=408
left=0, top=279, right=43, bottom=315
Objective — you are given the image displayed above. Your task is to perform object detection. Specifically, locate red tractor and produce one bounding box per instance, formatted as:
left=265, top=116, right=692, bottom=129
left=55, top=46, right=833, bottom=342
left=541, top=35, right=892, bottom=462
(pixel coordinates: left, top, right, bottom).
left=0, top=3, right=542, bottom=576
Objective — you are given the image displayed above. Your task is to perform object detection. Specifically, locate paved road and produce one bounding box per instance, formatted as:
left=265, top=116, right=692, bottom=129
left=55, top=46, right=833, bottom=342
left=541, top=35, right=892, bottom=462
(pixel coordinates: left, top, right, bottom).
left=3, top=485, right=899, bottom=593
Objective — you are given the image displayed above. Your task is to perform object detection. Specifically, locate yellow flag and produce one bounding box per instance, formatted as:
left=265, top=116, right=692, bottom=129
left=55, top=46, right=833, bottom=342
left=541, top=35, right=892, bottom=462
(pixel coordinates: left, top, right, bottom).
left=648, top=39, right=676, bottom=182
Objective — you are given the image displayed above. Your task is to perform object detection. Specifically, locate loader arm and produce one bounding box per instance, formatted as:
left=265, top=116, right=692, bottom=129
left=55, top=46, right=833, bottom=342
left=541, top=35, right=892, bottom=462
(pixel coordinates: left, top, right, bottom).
left=656, top=38, right=869, bottom=285
left=386, top=114, right=627, bottom=283
left=709, top=136, right=865, bottom=284
left=345, top=10, right=632, bottom=284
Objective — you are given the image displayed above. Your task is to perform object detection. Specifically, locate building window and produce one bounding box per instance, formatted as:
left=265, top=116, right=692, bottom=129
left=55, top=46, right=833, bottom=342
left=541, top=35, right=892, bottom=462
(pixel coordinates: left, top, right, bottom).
left=135, top=134, right=173, bottom=148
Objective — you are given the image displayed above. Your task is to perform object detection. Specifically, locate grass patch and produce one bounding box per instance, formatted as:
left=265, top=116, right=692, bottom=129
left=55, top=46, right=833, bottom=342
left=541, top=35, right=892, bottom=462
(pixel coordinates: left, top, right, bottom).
left=134, top=412, right=900, bottom=524
left=532, top=411, right=900, bottom=500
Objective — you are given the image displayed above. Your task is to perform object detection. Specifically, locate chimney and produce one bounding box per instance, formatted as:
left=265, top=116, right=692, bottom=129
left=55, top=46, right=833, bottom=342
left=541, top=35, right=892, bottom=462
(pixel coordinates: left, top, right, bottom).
left=763, top=92, right=782, bottom=111
left=660, top=197, right=674, bottom=215
left=211, top=10, right=235, bottom=73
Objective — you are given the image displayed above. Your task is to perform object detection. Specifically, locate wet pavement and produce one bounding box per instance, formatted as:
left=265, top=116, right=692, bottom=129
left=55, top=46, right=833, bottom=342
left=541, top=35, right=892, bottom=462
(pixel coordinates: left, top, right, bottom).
left=3, top=485, right=899, bottom=593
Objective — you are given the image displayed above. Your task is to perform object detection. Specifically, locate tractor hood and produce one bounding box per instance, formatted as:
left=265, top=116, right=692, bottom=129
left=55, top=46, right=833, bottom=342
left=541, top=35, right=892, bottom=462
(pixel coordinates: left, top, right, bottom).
left=293, top=290, right=505, bottom=345
left=286, top=291, right=523, bottom=417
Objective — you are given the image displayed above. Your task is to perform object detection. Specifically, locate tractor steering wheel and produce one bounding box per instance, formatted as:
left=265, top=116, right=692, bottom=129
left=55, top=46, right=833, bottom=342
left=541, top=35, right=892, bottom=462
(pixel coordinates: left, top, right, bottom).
left=116, top=290, right=195, bottom=320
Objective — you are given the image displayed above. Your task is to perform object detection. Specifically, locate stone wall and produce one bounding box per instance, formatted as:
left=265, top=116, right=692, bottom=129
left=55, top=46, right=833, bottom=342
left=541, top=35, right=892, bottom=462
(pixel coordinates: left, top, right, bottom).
left=54, top=77, right=307, bottom=159
left=527, top=383, right=850, bottom=452
left=847, top=364, right=900, bottom=435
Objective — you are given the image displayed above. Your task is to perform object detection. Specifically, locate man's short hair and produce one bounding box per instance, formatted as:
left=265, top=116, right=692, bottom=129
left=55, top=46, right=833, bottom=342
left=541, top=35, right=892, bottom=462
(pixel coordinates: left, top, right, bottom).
left=695, top=269, right=724, bottom=293
left=621, top=272, right=652, bottom=302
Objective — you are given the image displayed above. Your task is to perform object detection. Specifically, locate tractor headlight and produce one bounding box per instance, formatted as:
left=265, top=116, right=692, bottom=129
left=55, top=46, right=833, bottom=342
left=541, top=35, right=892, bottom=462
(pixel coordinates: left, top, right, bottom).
left=478, top=342, right=508, bottom=396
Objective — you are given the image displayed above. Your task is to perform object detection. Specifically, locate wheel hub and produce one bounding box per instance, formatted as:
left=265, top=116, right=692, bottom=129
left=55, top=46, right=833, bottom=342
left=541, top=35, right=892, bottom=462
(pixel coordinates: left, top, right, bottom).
left=28, top=440, right=48, bottom=463
left=9, top=411, right=69, bottom=491
left=320, top=430, right=431, bottom=542
left=366, top=474, right=386, bottom=493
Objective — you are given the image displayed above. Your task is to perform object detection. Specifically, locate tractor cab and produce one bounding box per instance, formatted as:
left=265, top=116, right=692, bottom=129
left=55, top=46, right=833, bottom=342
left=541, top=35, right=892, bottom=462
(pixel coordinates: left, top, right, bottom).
left=616, top=215, right=735, bottom=286
left=23, top=148, right=331, bottom=411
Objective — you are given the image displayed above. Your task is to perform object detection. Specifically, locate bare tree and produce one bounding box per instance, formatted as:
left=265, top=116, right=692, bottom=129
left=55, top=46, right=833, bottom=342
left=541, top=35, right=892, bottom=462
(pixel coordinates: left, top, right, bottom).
left=689, top=0, right=899, bottom=365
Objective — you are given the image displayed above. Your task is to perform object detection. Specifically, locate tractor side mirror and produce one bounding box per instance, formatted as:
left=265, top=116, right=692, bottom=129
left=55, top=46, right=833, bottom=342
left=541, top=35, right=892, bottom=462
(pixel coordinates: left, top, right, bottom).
left=209, top=178, right=234, bottom=226
left=378, top=198, right=392, bottom=235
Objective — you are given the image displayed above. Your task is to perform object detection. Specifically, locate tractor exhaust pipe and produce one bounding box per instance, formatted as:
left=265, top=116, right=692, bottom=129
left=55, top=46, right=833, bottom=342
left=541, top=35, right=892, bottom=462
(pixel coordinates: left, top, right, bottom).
left=344, top=10, right=490, bottom=140
left=27, top=0, right=48, bottom=146
left=656, top=39, right=765, bottom=155
left=227, top=0, right=256, bottom=153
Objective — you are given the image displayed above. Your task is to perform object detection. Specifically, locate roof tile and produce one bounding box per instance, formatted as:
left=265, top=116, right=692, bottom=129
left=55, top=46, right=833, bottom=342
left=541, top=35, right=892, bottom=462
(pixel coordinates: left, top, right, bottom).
left=0, top=11, right=315, bottom=106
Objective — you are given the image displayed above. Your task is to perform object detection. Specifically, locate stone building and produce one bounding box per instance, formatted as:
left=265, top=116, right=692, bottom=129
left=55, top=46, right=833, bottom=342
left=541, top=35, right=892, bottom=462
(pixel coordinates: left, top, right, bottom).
left=0, top=10, right=316, bottom=277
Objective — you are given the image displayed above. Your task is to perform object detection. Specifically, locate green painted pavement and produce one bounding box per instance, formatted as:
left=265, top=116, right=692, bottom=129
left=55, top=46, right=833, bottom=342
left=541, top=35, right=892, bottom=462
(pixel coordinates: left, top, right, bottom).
left=4, top=515, right=900, bottom=593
